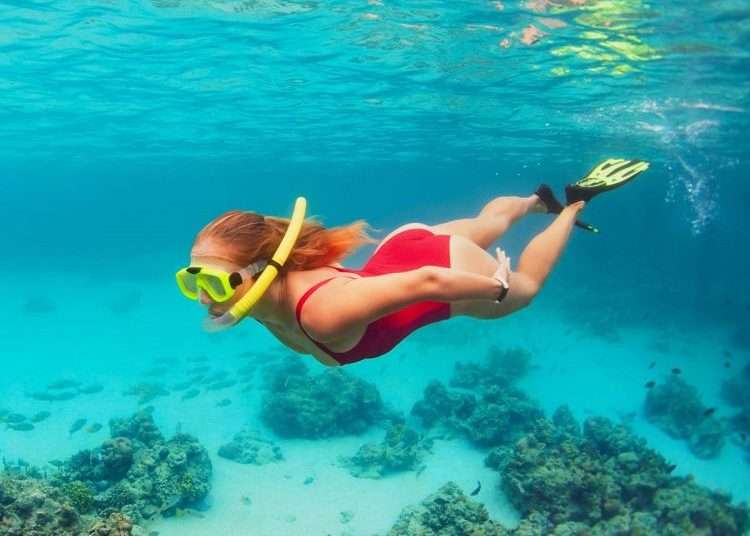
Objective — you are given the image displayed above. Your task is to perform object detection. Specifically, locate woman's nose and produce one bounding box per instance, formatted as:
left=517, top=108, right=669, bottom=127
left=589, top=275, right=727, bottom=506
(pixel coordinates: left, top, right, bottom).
left=198, top=290, right=212, bottom=305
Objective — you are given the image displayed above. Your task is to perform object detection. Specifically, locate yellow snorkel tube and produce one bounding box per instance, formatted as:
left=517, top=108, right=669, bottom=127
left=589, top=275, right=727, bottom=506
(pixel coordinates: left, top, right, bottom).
left=204, top=196, right=307, bottom=332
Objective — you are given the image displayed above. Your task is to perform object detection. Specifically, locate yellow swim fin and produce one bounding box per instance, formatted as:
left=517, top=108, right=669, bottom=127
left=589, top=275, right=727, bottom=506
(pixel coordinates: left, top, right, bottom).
left=566, top=159, right=650, bottom=204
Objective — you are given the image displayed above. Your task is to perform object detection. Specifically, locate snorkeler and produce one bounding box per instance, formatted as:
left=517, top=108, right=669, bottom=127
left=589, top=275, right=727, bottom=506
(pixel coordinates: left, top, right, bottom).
left=176, top=159, right=648, bottom=367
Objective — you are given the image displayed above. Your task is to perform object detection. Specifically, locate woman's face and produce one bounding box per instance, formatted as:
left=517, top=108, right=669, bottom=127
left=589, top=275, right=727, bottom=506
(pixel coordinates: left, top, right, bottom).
left=190, top=240, right=254, bottom=318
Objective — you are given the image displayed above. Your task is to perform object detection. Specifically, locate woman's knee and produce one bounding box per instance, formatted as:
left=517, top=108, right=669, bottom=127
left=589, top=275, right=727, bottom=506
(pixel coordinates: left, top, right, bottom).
left=509, top=272, right=540, bottom=308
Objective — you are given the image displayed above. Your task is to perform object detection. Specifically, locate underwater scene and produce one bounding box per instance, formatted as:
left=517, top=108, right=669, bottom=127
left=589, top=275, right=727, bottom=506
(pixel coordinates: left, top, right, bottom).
left=1, top=0, right=750, bottom=535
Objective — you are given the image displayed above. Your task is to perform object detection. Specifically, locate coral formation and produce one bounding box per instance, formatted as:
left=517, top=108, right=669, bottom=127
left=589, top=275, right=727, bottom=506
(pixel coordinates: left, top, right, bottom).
left=218, top=430, right=284, bottom=465
left=722, top=363, right=750, bottom=408
left=61, top=479, right=95, bottom=513
left=413, top=347, right=540, bottom=448
left=644, top=376, right=724, bottom=459
left=339, top=424, right=433, bottom=479
left=100, top=437, right=135, bottom=480
left=488, top=410, right=749, bottom=534
left=110, top=410, right=164, bottom=447
left=388, top=481, right=509, bottom=535
left=54, top=410, right=212, bottom=525
left=450, top=345, right=532, bottom=390
left=0, top=476, right=83, bottom=535
left=261, top=362, right=385, bottom=438
left=729, top=408, right=750, bottom=455
left=87, top=512, right=133, bottom=535
left=411, top=381, right=477, bottom=429
left=0, top=470, right=136, bottom=535
left=411, top=381, right=542, bottom=448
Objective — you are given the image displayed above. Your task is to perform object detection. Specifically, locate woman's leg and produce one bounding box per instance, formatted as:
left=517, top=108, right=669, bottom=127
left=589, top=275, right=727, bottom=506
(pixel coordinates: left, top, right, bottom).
left=450, top=202, right=584, bottom=319
left=432, top=194, right=544, bottom=249
left=374, top=194, right=545, bottom=254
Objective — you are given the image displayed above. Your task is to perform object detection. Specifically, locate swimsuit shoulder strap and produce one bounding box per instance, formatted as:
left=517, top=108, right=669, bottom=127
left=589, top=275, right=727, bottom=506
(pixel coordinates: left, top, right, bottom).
left=295, top=277, right=336, bottom=335
left=295, top=275, right=356, bottom=340
left=324, top=264, right=367, bottom=275
left=296, top=268, right=366, bottom=350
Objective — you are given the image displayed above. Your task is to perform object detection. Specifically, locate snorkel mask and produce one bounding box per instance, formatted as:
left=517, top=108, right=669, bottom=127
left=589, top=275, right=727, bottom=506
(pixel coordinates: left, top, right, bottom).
left=176, top=196, right=307, bottom=332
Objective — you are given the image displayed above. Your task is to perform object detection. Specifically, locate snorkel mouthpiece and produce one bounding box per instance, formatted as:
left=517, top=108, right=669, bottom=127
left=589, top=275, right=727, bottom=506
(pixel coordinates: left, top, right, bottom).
left=203, top=196, right=307, bottom=332
left=203, top=310, right=239, bottom=332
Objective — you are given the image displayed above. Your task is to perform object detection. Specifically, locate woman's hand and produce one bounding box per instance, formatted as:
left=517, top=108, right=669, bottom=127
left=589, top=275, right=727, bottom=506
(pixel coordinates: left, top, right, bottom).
left=492, top=247, right=511, bottom=289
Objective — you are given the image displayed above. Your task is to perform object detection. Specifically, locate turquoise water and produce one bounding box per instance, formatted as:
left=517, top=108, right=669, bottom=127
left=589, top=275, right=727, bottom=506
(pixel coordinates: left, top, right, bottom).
left=1, top=1, right=749, bottom=535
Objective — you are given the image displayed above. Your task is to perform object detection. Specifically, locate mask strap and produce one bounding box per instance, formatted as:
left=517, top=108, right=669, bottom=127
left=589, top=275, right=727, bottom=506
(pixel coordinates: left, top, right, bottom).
left=245, top=259, right=269, bottom=278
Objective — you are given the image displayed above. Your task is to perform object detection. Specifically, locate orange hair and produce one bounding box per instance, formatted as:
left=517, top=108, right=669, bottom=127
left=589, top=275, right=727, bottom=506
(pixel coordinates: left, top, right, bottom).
left=195, top=210, right=376, bottom=272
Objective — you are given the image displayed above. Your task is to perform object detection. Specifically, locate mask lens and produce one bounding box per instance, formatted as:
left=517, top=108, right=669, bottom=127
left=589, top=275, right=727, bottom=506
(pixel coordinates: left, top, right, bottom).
left=201, top=273, right=231, bottom=302
left=177, top=270, right=199, bottom=299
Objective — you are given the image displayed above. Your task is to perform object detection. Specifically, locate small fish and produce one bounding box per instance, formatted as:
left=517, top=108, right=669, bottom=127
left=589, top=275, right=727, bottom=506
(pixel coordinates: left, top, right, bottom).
left=303, top=476, right=315, bottom=485
left=181, top=508, right=205, bottom=519
left=7, top=422, right=34, bottom=431
left=78, top=383, right=104, bottom=395
left=470, top=481, right=481, bottom=496
left=724, top=361, right=731, bottom=368
left=31, top=411, right=51, bottom=423
left=741, top=433, right=748, bottom=442
left=703, top=408, right=716, bottom=417
left=648, top=361, right=655, bottom=369
left=671, top=368, right=681, bottom=375
left=86, top=423, right=103, bottom=433
left=205, top=371, right=229, bottom=383
left=69, top=418, right=87, bottom=436
left=645, top=381, right=656, bottom=389
left=172, top=380, right=194, bottom=391
left=182, top=389, right=200, bottom=400
left=241, top=496, right=252, bottom=506
left=48, top=459, right=64, bottom=467
left=206, top=380, right=237, bottom=391
left=5, top=413, right=27, bottom=424
left=237, top=366, right=255, bottom=378
left=415, top=465, right=426, bottom=478
left=665, top=463, right=677, bottom=473
left=47, top=379, right=81, bottom=390
left=216, top=399, right=232, bottom=408
left=30, top=390, right=77, bottom=401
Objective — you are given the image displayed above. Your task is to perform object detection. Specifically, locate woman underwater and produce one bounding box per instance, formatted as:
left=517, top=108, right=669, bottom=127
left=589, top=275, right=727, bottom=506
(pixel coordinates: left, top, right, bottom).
left=177, top=159, right=649, bottom=367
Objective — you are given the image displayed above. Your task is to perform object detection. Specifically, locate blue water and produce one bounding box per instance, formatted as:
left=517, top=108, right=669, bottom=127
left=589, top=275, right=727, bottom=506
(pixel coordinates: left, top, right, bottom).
left=1, top=1, right=749, bottom=534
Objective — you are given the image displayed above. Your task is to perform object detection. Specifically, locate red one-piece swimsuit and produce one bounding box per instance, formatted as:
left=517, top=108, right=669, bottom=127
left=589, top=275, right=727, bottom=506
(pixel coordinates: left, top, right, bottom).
left=294, top=228, right=452, bottom=365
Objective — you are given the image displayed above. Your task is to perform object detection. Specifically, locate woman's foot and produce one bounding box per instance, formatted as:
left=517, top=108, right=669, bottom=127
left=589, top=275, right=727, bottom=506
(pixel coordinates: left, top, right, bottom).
left=533, top=184, right=596, bottom=232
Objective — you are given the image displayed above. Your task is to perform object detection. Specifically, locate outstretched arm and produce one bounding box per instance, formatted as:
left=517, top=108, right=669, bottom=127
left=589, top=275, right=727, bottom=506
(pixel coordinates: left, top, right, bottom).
left=301, top=266, right=506, bottom=343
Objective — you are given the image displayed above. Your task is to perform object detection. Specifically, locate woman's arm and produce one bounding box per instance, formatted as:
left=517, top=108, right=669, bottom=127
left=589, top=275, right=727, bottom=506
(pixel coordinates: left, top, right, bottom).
left=301, top=266, right=505, bottom=342
left=426, top=266, right=508, bottom=302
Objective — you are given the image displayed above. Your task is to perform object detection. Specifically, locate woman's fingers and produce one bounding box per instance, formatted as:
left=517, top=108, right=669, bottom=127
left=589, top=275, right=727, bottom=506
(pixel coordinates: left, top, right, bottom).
left=493, top=247, right=510, bottom=288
